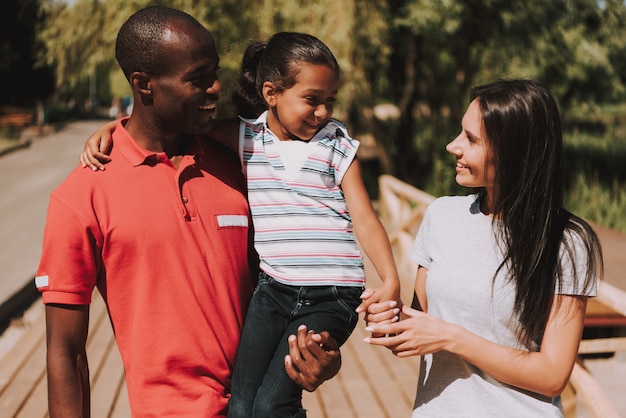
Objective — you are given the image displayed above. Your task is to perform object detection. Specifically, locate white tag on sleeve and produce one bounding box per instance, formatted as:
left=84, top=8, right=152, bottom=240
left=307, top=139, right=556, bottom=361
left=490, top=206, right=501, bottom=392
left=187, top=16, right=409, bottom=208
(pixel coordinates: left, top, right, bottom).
left=35, top=275, right=49, bottom=288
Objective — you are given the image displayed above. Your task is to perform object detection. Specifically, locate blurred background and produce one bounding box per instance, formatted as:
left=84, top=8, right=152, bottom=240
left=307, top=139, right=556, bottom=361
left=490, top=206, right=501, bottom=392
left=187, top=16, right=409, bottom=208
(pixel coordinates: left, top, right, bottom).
left=2, top=0, right=625, bottom=232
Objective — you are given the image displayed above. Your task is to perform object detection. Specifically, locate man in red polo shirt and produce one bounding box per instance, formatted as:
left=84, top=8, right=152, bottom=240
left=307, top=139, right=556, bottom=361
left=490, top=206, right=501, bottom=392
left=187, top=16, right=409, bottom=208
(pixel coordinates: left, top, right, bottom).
left=36, top=6, right=339, bottom=417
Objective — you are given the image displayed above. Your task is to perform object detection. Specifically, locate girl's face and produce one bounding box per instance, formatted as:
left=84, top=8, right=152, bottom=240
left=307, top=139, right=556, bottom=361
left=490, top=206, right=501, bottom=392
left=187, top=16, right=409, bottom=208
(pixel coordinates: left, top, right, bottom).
left=446, top=99, right=495, bottom=191
left=263, top=63, right=339, bottom=141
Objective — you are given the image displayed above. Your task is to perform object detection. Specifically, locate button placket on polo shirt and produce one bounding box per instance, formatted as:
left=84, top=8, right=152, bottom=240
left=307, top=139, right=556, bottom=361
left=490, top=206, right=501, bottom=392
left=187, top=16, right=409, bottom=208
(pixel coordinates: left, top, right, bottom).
left=177, top=155, right=198, bottom=221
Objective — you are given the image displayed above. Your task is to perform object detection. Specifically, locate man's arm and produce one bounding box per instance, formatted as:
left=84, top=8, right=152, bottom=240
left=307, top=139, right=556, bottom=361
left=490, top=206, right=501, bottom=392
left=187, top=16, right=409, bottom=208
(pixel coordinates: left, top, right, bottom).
left=284, top=325, right=341, bottom=392
left=45, top=304, right=90, bottom=417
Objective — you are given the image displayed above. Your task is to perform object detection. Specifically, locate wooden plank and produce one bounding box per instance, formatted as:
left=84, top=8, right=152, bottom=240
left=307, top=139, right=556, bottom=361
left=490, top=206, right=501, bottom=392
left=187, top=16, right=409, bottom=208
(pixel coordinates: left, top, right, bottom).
left=562, top=383, right=577, bottom=418
left=330, top=335, right=387, bottom=417
left=597, top=281, right=626, bottom=318
left=585, top=298, right=626, bottom=327
left=0, top=329, right=46, bottom=417
left=347, top=326, right=417, bottom=417
left=15, top=375, right=47, bottom=418
left=0, top=291, right=133, bottom=418
left=569, top=362, right=621, bottom=418
left=0, top=305, right=45, bottom=394
left=579, top=337, right=626, bottom=354
left=87, top=290, right=130, bottom=417
left=91, top=339, right=125, bottom=417
left=310, top=367, right=358, bottom=418
left=85, top=294, right=116, bottom=387
left=110, top=380, right=130, bottom=418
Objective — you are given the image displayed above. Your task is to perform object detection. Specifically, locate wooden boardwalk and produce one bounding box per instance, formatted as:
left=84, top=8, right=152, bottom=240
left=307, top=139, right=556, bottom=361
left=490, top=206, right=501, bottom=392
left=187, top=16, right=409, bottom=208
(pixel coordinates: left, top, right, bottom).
left=0, top=177, right=625, bottom=417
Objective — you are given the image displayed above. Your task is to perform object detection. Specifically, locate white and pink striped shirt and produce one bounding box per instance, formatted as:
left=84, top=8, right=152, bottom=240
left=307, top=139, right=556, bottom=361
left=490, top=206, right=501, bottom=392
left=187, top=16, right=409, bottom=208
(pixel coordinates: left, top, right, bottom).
left=239, top=112, right=365, bottom=287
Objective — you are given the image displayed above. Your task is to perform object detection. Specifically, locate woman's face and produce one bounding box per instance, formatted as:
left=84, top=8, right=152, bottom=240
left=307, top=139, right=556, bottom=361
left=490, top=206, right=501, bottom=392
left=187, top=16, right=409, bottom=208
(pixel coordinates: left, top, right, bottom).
left=446, top=99, right=495, bottom=191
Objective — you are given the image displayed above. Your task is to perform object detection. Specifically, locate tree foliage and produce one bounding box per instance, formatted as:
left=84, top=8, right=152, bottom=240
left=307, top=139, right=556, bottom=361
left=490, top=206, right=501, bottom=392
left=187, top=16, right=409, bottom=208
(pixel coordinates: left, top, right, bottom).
left=35, top=0, right=626, bottom=190
left=374, top=0, right=626, bottom=191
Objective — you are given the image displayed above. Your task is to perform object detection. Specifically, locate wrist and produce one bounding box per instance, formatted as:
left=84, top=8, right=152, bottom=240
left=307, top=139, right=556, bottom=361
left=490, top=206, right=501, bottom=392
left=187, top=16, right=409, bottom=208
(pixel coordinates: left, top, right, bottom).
left=379, top=278, right=400, bottom=292
left=443, top=322, right=464, bottom=353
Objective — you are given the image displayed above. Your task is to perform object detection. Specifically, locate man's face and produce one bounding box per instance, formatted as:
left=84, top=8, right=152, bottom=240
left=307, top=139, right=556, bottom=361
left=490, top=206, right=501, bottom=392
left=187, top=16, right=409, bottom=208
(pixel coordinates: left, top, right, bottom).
left=149, top=21, right=222, bottom=135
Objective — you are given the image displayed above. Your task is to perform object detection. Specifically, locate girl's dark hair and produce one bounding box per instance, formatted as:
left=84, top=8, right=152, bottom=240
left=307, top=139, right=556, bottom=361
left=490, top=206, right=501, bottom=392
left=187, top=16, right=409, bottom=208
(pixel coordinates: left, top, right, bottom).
left=471, top=79, right=603, bottom=346
left=232, top=32, right=340, bottom=118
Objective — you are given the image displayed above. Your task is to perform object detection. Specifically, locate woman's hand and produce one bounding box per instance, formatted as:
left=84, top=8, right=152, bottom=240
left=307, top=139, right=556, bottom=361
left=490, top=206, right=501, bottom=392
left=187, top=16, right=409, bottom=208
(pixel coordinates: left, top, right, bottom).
left=363, top=304, right=453, bottom=357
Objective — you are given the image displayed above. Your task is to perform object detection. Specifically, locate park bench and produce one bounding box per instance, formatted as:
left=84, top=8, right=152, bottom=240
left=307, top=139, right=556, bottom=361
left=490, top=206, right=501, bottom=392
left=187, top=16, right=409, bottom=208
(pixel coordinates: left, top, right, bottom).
left=0, top=107, right=34, bottom=129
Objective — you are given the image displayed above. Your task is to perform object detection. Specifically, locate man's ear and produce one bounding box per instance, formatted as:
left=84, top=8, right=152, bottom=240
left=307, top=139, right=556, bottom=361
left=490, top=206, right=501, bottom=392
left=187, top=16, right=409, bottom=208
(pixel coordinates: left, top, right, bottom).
left=262, top=81, right=279, bottom=107
left=130, top=72, right=153, bottom=105
left=130, top=72, right=152, bottom=94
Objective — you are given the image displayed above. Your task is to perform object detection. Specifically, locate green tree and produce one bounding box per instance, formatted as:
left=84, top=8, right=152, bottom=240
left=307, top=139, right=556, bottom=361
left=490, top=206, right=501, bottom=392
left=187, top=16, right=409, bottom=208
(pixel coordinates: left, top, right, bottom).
left=36, top=0, right=626, bottom=193
left=375, top=0, right=626, bottom=195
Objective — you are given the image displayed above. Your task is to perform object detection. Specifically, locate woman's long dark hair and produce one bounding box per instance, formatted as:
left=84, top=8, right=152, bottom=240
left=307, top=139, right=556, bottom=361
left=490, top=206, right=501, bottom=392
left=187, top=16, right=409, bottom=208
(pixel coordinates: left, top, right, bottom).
left=231, top=32, right=340, bottom=118
left=472, top=80, right=603, bottom=346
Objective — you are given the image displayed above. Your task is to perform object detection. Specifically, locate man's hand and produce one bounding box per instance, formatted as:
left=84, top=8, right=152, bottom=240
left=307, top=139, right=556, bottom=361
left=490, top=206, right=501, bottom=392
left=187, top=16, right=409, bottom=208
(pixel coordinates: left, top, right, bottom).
left=284, top=325, right=341, bottom=392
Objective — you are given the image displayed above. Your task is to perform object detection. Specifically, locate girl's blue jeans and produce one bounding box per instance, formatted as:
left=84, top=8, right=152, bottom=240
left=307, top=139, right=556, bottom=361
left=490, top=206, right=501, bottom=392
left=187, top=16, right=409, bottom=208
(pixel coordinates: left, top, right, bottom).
left=228, top=272, right=363, bottom=418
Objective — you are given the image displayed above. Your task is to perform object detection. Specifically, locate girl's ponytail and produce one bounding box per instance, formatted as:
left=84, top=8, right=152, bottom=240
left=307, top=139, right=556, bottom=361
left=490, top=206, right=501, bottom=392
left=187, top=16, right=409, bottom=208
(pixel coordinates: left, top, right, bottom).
left=232, top=40, right=268, bottom=118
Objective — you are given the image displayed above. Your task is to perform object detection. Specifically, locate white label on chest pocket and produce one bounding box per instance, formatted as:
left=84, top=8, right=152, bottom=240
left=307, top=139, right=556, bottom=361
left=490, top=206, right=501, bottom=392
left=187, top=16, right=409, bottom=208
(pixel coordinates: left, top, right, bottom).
left=216, top=215, right=248, bottom=227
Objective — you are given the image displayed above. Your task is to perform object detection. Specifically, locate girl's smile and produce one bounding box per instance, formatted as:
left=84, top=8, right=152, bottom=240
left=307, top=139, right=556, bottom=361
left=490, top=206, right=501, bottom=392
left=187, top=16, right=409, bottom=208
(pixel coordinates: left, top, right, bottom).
left=264, top=63, right=340, bottom=141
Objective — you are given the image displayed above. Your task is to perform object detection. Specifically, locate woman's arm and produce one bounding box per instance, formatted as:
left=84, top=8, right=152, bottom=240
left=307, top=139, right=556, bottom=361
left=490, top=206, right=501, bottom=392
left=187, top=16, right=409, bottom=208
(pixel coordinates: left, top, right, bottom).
left=456, top=294, right=586, bottom=396
left=365, top=293, right=587, bottom=397
left=341, top=159, right=401, bottom=312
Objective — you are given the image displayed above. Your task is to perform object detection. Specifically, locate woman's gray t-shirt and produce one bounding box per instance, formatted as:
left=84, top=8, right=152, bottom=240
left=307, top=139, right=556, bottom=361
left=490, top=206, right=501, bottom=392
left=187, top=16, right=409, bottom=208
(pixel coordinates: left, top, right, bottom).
left=409, top=195, right=596, bottom=418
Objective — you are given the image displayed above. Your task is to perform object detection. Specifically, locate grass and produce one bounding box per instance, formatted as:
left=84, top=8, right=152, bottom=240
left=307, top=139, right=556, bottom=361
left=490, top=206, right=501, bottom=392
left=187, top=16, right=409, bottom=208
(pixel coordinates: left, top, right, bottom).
left=561, top=105, right=626, bottom=233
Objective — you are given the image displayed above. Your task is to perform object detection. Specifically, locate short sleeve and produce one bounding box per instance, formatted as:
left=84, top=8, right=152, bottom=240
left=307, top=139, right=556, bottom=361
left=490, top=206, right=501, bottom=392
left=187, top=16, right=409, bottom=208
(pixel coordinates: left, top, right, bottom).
left=36, top=192, right=100, bottom=305
left=557, top=229, right=597, bottom=297
left=410, top=203, right=434, bottom=269
left=320, top=120, right=359, bottom=185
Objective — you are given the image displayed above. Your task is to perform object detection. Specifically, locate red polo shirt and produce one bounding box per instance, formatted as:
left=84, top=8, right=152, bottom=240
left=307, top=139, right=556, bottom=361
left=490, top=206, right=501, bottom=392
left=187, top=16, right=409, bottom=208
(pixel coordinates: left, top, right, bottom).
left=36, top=119, right=255, bottom=417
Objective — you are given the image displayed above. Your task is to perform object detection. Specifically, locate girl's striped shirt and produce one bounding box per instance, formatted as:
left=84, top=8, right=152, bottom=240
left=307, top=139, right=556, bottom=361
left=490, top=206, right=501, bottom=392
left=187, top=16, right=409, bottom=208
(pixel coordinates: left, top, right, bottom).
left=239, top=112, right=365, bottom=287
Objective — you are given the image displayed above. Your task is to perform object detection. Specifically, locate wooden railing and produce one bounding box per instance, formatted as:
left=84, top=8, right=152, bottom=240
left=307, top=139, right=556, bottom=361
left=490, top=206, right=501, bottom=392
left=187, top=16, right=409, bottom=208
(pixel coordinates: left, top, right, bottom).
left=376, top=174, right=626, bottom=418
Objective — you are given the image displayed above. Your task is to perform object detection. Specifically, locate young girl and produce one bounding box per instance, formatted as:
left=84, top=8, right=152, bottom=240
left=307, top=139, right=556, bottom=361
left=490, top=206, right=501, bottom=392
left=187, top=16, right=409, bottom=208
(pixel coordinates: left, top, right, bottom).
left=363, top=80, right=603, bottom=417
left=81, top=32, right=401, bottom=418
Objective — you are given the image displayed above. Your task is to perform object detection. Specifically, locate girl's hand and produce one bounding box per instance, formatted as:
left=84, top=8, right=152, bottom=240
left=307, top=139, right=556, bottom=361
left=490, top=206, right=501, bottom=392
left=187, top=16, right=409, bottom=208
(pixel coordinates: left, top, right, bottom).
left=361, top=299, right=400, bottom=325
left=359, top=291, right=400, bottom=338
left=79, top=121, right=116, bottom=170
left=363, top=304, right=453, bottom=357
left=356, top=282, right=400, bottom=315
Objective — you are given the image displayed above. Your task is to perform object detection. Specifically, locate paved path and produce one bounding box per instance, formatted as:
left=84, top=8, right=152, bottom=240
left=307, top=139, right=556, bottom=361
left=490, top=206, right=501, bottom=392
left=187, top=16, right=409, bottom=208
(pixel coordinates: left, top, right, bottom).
left=0, top=120, right=105, bottom=323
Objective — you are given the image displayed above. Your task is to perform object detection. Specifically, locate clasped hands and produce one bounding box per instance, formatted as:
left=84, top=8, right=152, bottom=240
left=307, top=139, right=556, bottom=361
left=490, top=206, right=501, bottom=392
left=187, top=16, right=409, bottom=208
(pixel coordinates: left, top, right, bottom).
left=359, top=288, right=450, bottom=358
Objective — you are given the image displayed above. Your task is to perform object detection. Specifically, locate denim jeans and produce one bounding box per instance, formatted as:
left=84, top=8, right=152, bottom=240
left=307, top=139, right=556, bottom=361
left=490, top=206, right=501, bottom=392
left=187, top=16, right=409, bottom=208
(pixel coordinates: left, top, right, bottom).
left=228, top=272, right=363, bottom=418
